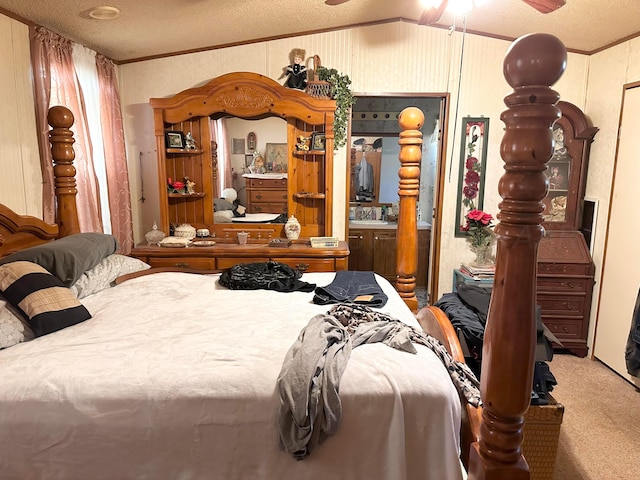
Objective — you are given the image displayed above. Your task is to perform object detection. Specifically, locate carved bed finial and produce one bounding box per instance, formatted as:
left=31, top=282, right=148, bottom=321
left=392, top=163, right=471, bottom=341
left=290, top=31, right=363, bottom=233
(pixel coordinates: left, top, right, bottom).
left=47, top=106, right=81, bottom=237
left=468, top=33, right=567, bottom=480
left=396, top=107, right=424, bottom=311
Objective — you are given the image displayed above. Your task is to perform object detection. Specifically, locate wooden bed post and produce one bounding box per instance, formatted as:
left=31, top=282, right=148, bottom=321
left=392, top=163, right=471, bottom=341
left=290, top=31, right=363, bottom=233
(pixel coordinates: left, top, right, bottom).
left=47, top=106, right=80, bottom=237
left=467, top=34, right=567, bottom=480
left=396, top=107, right=423, bottom=311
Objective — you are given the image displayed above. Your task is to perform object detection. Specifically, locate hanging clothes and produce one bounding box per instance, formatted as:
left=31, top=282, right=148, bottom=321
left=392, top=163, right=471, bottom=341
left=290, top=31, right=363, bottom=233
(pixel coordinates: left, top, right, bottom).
left=354, top=155, right=374, bottom=201
left=625, top=287, right=640, bottom=378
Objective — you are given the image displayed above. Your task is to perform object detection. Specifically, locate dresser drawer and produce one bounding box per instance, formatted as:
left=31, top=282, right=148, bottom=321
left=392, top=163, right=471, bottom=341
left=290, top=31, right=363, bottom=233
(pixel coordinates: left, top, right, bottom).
left=537, top=293, right=586, bottom=316
left=247, top=203, right=287, bottom=214
left=249, top=190, right=287, bottom=203
left=537, top=262, right=592, bottom=276
left=216, top=257, right=270, bottom=269
left=274, top=257, right=337, bottom=273
left=537, top=276, right=591, bottom=293
left=543, top=319, right=583, bottom=339
left=147, top=257, right=216, bottom=270
left=247, top=178, right=287, bottom=189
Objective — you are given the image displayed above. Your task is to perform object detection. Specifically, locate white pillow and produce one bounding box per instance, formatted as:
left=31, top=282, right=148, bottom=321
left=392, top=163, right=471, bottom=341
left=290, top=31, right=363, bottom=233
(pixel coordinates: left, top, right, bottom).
left=71, top=254, right=151, bottom=299
left=0, top=297, right=34, bottom=349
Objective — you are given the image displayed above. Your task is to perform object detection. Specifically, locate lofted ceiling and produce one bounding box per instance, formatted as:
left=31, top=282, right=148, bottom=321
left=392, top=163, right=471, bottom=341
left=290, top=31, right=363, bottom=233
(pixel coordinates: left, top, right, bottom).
left=0, top=0, right=639, bottom=63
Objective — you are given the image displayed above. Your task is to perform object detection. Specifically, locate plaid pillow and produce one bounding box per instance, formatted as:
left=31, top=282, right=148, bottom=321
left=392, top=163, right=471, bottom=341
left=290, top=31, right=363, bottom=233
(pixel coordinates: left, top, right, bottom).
left=0, top=261, right=91, bottom=337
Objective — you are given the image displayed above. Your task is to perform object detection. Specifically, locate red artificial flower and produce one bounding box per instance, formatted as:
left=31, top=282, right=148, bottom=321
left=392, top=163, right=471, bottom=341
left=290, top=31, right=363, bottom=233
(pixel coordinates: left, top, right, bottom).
left=465, top=170, right=480, bottom=184
left=467, top=209, right=485, bottom=221
left=466, top=156, right=478, bottom=169
left=463, top=184, right=478, bottom=199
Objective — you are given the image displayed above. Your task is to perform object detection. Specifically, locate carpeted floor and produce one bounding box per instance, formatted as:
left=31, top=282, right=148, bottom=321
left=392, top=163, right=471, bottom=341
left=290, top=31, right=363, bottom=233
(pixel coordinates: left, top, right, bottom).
left=549, top=354, right=640, bottom=479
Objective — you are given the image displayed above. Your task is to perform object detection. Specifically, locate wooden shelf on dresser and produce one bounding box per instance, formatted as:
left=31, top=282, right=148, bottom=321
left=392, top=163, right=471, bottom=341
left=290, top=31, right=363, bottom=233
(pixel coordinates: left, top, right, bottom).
left=130, top=241, right=349, bottom=273
left=537, top=231, right=595, bottom=357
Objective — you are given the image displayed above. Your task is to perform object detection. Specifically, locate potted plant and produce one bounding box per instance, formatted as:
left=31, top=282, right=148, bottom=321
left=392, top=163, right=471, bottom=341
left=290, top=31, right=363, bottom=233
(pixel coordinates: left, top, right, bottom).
left=316, top=66, right=356, bottom=149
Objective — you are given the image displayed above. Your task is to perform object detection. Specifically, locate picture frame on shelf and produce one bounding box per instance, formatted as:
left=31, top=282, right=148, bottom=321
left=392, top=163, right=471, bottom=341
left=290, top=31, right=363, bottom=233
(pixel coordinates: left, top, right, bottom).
left=264, top=143, right=288, bottom=173
left=245, top=154, right=255, bottom=168
left=165, top=131, right=185, bottom=149
left=311, top=132, right=326, bottom=151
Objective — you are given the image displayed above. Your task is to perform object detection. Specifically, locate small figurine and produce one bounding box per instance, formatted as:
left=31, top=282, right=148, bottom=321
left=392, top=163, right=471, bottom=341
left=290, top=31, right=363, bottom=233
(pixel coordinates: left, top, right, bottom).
left=279, top=48, right=307, bottom=91
left=184, top=176, right=196, bottom=195
left=185, top=131, right=197, bottom=150
left=250, top=152, right=266, bottom=174
left=296, top=135, right=310, bottom=151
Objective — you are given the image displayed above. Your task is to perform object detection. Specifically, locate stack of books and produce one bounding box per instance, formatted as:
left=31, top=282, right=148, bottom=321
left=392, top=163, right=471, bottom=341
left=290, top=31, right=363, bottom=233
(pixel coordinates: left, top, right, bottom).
left=460, top=263, right=496, bottom=279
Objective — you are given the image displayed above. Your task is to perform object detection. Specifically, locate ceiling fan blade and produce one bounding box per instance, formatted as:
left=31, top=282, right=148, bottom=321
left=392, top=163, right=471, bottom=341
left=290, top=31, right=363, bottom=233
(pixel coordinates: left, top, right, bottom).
left=418, top=0, right=448, bottom=25
left=325, top=0, right=351, bottom=5
left=521, top=0, right=566, bottom=14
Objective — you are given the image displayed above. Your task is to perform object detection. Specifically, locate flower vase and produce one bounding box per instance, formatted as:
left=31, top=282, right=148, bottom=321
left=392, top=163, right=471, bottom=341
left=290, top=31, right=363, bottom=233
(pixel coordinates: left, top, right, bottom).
left=285, top=215, right=301, bottom=240
left=471, top=245, right=491, bottom=267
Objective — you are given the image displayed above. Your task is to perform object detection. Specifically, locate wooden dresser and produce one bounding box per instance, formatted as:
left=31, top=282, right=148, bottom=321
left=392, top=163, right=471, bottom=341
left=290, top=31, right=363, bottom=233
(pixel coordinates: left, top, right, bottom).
left=537, top=232, right=595, bottom=357
left=245, top=177, right=288, bottom=214
left=131, top=241, right=349, bottom=273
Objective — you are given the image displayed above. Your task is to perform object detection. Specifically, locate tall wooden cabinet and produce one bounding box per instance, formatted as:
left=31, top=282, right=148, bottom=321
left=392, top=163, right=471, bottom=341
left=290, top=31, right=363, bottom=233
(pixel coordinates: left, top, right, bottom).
left=537, top=101, right=598, bottom=357
left=149, top=72, right=336, bottom=238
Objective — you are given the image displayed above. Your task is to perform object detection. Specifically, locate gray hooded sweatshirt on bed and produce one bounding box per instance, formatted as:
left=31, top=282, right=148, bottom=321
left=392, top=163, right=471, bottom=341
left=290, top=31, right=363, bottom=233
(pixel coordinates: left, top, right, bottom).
left=276, top=303, right=481, bottom=460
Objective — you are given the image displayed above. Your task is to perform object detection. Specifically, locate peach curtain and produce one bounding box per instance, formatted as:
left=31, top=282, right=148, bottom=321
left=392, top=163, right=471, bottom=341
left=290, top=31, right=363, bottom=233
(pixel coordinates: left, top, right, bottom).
left=96, top=55, right=134, bottom=254
left=31, top=26, right=103, bottom=232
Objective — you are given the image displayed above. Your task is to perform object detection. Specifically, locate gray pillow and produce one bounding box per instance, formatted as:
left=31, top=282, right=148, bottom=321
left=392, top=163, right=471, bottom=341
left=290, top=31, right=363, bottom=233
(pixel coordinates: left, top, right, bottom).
left=0, top=233, right=118, bottom=286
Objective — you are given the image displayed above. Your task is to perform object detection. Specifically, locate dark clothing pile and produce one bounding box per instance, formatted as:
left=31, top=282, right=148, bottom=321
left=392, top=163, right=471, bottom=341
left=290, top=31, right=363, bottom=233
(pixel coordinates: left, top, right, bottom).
left=625, top=287, right=640, bottom=378
left=218, top=261, right=315, bottom=292
left=434, top=284, right=557, bottom=404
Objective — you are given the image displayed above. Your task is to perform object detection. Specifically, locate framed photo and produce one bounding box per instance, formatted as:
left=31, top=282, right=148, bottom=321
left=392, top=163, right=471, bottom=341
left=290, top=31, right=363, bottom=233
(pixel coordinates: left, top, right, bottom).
left=264, top=143, right=288, bottom=173
left=232, top=138, right=245, bottom=154
left=165, top=130, right=185, bottom=149
left=311, top=132, right=326, bottom=151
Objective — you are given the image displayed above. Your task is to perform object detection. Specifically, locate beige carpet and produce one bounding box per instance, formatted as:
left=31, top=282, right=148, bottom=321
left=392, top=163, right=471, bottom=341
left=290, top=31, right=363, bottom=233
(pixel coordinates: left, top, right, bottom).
left=549, top=354, right=640, bottom=479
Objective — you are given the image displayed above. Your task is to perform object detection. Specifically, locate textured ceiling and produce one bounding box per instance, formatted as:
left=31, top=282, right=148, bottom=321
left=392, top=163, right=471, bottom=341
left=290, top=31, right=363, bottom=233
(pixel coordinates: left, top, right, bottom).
left=0, top=0, right=639, bottom=63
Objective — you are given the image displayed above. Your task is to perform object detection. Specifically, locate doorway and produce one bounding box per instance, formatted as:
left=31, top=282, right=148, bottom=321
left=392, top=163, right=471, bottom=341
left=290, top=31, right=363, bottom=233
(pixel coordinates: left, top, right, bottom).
left=347, top=94, right=448, bottom=304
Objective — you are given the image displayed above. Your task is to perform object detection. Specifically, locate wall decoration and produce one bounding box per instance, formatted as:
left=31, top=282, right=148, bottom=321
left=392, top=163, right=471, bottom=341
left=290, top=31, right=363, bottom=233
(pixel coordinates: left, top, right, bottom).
left=247, top=132, right=257, bottom=152
left=232, top=138, right=245, bottom=154
left=264, top=143, right=288, bottom=173
left=455, top=117, right=490, bottom=237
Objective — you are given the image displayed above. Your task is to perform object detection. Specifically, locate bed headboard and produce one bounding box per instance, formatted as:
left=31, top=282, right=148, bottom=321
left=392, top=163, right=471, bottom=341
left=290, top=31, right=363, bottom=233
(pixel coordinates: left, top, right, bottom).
left=0, top=106, right=79, bottom=257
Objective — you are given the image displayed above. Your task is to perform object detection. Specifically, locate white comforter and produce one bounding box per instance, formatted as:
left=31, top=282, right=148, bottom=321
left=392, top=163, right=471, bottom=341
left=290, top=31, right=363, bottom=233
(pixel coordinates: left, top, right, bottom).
left=0, top=272, right=463, bottom=480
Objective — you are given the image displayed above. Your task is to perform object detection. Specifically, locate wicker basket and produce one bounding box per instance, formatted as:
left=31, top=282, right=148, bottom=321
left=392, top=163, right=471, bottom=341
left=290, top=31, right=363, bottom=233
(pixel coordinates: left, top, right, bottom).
left=305, top=55, right=331, bottom=99
left=522, top=395, right=564, bottom=480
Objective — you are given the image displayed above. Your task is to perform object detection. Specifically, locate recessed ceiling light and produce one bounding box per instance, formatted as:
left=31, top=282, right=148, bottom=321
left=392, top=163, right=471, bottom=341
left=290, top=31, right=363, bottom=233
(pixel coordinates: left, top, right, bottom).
left=88, top=6, right=120, bottom=20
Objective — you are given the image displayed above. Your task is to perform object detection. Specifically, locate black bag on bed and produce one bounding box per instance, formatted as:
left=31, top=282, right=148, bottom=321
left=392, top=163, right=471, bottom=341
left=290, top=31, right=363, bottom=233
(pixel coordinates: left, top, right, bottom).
left=218, top=261, right=315, bottom=292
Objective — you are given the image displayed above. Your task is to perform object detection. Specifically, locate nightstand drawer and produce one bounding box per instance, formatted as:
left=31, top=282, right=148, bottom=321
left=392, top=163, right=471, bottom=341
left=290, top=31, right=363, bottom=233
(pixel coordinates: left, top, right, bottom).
left=248, top=203, right=287, bottom=213
left=537, top=263, right=592, bottom=276
left=147, top=257, right=216, bottom=270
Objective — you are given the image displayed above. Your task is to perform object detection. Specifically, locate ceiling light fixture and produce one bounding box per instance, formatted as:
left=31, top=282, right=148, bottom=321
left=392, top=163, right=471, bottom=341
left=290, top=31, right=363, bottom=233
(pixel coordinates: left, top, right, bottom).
left=88, top=6, right=121, bottom=20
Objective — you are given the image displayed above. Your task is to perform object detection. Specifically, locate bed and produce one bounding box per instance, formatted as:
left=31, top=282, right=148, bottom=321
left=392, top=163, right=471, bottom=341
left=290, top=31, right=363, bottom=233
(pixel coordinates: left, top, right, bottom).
left=0, top=33, right=566, bottom=480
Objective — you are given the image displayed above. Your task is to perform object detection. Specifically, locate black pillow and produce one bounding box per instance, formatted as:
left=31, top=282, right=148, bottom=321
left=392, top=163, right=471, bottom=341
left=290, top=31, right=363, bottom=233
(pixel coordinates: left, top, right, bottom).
left=0, top=261, right=92, bottom=337
left=0, top=233, right=118, bottom=286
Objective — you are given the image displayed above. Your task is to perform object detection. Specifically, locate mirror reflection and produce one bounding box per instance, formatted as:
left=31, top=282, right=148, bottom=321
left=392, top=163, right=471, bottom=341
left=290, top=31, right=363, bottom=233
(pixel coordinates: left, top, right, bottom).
left=349, top=96, right=441, bottom=224
left=214, top=117, right=288, bottom=225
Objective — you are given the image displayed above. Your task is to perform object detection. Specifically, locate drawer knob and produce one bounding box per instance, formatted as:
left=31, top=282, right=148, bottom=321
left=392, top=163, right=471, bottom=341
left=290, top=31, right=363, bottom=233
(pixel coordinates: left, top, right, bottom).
left=296, top=263, right=310, bottom=272
left=174, top=262, right=189, bottom=268
left=256, top=194, right=263, bottom=199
